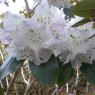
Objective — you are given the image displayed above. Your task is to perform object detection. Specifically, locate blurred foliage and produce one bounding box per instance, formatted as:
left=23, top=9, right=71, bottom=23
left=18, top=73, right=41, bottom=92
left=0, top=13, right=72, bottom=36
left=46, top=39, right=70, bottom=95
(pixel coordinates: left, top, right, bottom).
left=0, top=43, right=7, bottom=63
left=71, top=18, right=92, bottom=27
left=72, top=0, right=95, bottom=18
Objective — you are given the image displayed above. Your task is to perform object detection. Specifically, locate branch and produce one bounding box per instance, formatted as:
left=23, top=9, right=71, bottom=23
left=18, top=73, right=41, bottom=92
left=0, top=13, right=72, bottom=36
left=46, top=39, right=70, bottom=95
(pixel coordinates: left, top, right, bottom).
left=24, top=76, right=35, bottom=95
left=5, top=67, right=21, bottom=95
left=24, top=0, right=30, bottom=14
left=21, top=67, right=28, bottom=84
left=14, top=83, right=19, bottom=95
left=0, top=50, right=4, bottom=62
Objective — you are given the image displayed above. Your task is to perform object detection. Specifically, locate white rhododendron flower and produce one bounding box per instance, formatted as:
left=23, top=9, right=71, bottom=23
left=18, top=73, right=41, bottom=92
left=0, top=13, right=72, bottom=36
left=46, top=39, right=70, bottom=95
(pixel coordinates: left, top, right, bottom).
left=0, top=0, right=95, bottom=68
left=0, top=11, right=24, bottom=44
left=0, top=11, right=24, bottom=29
left=59, top=27, right=95, bottom=69
left=31, top=0, right=67, bottom=56
left=66, top=28, right=91, bottom=59
left=71, top=53, right=92, bottom=69
left=0, top=11, right=52, bottom=65
left=32, top=0, right=66, bottom=26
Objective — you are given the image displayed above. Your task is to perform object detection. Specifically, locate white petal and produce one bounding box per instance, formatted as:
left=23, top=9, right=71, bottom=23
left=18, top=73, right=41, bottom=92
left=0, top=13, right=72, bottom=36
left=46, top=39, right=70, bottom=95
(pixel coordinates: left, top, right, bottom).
left=34, top=48, right=52, bottom=65
left=86, top=49, right=95, bottom=61
left=13, top=47, right=35, bottom=62
left=59, top=50, right=70, bottom=62
left=66, top=28, right=91, bottom=58
left=71, top=53, right=92, bottom=69
left=1, top=11, right=24, bottom=30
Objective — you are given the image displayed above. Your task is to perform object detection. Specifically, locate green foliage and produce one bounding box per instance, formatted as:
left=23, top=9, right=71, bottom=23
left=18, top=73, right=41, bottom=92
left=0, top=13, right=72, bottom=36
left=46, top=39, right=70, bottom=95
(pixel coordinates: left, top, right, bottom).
left=0, top=54, right=75, bottom=87
left=0, top=86, right=3, bottom=95
left=80, top=62, right=95, bottom=86
left=72, top=0, right=95, bottom=18
left=29, top=55, right=59, bottom=87
left=29, top=55, right=75, bottom=87
left=71, top=18, right=91, bottom=27
left=57, top=61, right=75, bottom=86
left=0, top=57, right=24, bottom=80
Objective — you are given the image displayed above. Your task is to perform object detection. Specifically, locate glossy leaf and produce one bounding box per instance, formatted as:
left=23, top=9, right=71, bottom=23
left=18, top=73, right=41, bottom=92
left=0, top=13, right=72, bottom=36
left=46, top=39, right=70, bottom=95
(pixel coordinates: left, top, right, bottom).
left=29, top=55, right=59, bottom=87
left=80, top=62, right=95, bottom=86
left=0, top=56, right=24, bottom=80
left=72, top=18, right=91, bottom=27
left=72, top=0, right=95, bottom=18
left=57, top=62, right=75, bottom=86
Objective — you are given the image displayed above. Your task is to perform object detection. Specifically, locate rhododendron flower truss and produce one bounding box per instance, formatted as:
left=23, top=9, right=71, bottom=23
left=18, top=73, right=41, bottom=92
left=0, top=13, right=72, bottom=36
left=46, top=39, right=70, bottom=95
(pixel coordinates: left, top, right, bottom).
left=31, top=0, right=68, bottom=57
left=0, top=11, right=53, bottom=65
left=0, top=0, right=95, bottom=68
left=67, top=28, right=91, bottom=58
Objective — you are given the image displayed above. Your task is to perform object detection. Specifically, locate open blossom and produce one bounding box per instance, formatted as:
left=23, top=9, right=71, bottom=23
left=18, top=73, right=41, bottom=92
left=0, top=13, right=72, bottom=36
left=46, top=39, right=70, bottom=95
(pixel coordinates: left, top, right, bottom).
left=67, top=28, right=91, bottom=59
left=59, top=27, right=94, bottom=69
left=0, top=11, right=24, bottom=29
left=0, top=0, right=68, bottom=64
left=71, top=53, right=92, bottom=69
left=31, top=0, right=66, bottom=26
left=0, top=11, right=24, bottom=44
left=44, top=27, right=68, bottom=56
left=0, top=10, right=53, bottom=65
left=32, top=0, right=68, bottom=56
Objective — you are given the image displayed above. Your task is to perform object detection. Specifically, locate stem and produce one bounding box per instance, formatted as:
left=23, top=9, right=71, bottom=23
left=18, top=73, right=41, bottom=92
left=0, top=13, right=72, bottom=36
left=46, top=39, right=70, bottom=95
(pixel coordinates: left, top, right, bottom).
left=5, top=67, right=21, bottom=95
left=24, top=0, right=30, bottom=14
left=66, top=83, right=69, bottom=94
left=52, top=85, right=58, bottom=95
left=6, top=77, right=9, bottom=89
left=24, top=76, right=35, bottom=95
left=0, top=50, right=4, bottom=62
left=21, top=67, right=28, bottom=84
left=14, top=83, right=19, bottom=95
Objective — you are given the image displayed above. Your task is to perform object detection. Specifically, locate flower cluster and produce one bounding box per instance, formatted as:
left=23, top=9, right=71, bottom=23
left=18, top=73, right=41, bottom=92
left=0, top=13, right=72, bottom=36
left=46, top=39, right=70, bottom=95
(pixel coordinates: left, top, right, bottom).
left=0, top=0, right=95, bottom=69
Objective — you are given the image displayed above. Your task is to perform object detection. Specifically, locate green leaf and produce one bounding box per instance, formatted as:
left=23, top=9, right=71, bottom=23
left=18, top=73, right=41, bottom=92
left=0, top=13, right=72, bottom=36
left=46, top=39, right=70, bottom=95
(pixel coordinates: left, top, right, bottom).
left=80, top=62, right=95, bottom=86
left=57, top=62, right=74, bottom=86
left=72, top=0, right=95, bottom=18
left=71, top=18, right=91, bottom=27
left=0, top=86, right=3, bottom=95
left=29, top=55, right=59, bottom=87
left=0, top=57, right=24, bottom=80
